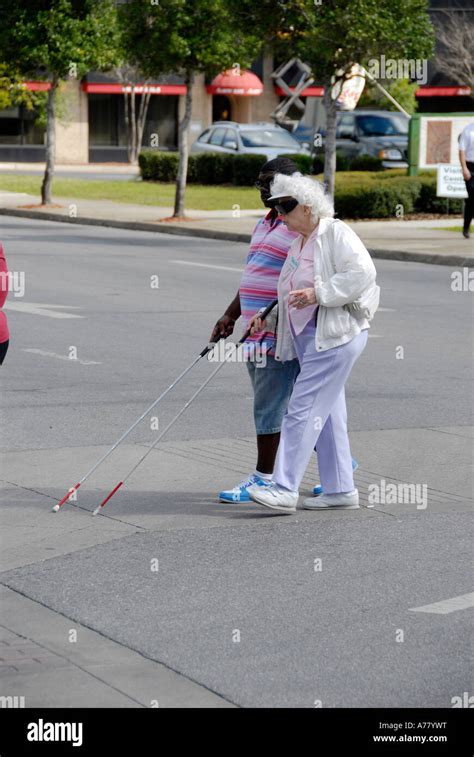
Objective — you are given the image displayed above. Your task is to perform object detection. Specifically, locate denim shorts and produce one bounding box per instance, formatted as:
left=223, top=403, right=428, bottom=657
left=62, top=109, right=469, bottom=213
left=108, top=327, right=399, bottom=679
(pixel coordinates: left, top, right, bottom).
left=246, top=354, right=300, bottom=434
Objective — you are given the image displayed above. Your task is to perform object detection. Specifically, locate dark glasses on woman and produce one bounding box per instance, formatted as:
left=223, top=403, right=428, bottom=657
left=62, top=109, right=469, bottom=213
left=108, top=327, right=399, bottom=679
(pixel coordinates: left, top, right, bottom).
left=255, top=176, right=274, bottom=189
left=274, top=198, right=299, bottom=215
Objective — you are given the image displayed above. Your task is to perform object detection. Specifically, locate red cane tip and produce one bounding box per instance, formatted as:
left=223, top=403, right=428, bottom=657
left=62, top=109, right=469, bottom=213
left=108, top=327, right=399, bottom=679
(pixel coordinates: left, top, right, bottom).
left=97, top=481, right=124, bottom=511
left=54, top=483, right=81, bottom=511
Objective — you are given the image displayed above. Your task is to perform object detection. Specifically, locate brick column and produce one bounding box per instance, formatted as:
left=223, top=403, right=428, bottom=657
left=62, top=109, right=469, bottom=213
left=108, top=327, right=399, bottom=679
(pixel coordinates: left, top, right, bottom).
left=178, top=73, right=212, bottom=150
left=55, top=79, right=89, bottom=164
left=250, top=53, right=279, bottom=123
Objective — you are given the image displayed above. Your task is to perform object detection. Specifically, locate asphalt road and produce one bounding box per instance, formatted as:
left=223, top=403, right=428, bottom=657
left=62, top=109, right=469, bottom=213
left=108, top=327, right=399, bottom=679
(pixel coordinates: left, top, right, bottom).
left=1, top=216, right=472, bottom=451
left=0, top=216, right=472, bottom=709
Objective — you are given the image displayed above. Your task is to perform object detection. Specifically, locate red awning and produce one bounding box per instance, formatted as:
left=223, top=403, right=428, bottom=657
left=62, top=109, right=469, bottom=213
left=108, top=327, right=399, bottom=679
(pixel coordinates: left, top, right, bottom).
left=415, top=86, right=471, bottom=97
left=274, top=85, right=324, bottom=97
left=24, top=81, right=51, bottom=91
left=207, top=70, right=263, bottom=96
left=82, top=82, right=186, bottom=95
left=275, top=85, right=471, bottom=98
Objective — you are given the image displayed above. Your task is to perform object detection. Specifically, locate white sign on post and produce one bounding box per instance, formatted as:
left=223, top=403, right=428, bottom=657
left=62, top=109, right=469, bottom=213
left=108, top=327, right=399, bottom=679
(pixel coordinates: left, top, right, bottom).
left=436, top=164, right=468, bottom=199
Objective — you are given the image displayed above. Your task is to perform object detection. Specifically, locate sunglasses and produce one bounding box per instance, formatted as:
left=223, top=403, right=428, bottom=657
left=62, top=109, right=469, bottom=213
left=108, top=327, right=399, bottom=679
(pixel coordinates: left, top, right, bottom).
left=255, top=176, right=274, bottom=190
left=274, top=198, right=299, bottom=215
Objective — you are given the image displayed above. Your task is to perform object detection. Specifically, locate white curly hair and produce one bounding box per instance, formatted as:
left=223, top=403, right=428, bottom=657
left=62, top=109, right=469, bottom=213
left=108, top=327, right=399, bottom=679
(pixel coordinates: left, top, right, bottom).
left=269, top=172, right=334, bottom=222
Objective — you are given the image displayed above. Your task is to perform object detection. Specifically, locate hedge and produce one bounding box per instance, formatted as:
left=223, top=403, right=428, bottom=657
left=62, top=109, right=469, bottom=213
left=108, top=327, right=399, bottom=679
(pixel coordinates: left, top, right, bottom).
left=334, top=176, right=463, bottom=219
left=349, top=154, right=384, bottom=172
left=231, top=154, right=268, bottom=185
left=279, top=152, right=313, bottom=174
left=139, top=150, right=267, bottom=185
left=138, top=151, right=178, bottom=182
left=139, top=149, right=386, bottom=185
left=312, top=152, right=352, bottom=174
left=139, top=151, right=462, bottom=218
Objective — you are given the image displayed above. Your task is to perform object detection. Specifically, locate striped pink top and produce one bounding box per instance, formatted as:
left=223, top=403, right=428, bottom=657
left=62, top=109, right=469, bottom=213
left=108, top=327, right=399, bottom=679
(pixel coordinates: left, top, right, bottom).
left=239, top=212, right=298, bottom=356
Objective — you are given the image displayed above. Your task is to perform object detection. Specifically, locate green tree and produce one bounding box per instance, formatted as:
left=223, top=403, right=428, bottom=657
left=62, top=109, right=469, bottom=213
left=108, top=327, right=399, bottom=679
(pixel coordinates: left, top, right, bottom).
left=0, top=65, right=38, bottom=111
left=358, top=78, right=419, bottom=115
left=292, top=0, right=434, bottom=197
left=121, top=0, right=263, bottom=217
left=237, top=0, right=434, bottom=198
left=0, top=0, right=120, bottom=204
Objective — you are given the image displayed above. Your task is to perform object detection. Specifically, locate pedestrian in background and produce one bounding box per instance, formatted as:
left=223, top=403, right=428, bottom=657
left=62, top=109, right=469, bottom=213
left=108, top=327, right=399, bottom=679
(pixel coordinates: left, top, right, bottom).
left=0, top=243, right=10, bottom=366
left=458, top=120, right=474, bottom=239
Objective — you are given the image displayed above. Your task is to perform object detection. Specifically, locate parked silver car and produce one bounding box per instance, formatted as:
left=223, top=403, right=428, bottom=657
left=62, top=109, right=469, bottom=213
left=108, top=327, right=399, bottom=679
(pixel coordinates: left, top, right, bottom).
left=191, top=121, right=310, bottom=161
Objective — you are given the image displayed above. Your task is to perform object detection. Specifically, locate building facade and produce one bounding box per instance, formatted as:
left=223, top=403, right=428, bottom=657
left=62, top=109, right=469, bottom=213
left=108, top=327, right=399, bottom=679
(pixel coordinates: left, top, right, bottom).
left=0, top=0, right=472, bottom=165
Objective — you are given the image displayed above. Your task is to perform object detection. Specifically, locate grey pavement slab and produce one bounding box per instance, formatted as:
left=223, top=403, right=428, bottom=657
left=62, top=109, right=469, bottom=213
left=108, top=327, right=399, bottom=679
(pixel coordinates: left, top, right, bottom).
left=1, top=513, right=471, bottom=708
left=0, top=216, right=472, bottom=709
left=0, top=586, right=232, bottom=708
left=1, top=425, right=472, bottom=571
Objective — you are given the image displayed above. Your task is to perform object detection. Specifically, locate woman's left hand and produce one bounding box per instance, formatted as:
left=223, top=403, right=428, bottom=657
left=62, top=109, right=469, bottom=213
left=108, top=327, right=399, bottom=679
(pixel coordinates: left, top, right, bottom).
left=289, top=287, right=317, bottom=309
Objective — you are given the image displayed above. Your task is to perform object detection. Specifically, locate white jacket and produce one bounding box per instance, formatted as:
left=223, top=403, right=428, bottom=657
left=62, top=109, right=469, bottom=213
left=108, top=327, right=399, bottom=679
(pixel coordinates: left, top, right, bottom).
left=265, top=217, right=378, bottom=360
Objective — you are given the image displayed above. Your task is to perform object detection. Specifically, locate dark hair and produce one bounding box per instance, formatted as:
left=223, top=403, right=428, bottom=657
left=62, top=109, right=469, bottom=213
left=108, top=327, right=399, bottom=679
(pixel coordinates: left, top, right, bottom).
left=261, top=157, right=297, bottom=176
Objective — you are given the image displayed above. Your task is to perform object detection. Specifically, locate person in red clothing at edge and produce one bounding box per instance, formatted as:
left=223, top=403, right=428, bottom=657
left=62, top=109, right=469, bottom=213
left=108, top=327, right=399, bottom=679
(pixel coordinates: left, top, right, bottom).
left=0, top=243, right=9, bottom=366
left=210, top=157, right=357, bottom=503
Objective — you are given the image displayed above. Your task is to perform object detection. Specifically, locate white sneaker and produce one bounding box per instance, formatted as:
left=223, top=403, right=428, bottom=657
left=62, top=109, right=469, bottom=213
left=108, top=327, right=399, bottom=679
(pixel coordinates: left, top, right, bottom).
left=247, top=481, right=298, bottom=513
left=302, top=489, right=359, bottom=510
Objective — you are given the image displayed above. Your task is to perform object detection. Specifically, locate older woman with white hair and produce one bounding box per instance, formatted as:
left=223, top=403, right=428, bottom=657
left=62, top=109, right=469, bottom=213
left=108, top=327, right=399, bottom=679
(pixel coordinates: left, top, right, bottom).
left=247, top=172, right=379, bottom=513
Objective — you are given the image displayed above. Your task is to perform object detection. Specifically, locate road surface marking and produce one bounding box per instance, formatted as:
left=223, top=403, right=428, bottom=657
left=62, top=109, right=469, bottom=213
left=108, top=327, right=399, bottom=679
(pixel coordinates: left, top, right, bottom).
left=409, top=592, right=474, bottom=614
left=172, top=260, right=243, bottom=272
left=23, top=349, right=101, bottom=365
left=5, top=302, right=84, bottom=319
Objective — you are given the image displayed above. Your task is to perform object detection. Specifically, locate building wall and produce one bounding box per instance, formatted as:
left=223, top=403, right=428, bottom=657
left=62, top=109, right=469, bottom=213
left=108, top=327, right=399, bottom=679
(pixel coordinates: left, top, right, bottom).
left=55, top=80, right=89, bottom=164
left=250, top=53, right=279, bottom=123
left=180, top=73, right=212, bottom=150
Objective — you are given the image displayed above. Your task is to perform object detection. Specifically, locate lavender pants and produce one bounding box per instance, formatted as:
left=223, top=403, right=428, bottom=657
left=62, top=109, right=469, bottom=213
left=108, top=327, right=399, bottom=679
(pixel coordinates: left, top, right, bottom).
left=273, top=318, right=368, bottom=494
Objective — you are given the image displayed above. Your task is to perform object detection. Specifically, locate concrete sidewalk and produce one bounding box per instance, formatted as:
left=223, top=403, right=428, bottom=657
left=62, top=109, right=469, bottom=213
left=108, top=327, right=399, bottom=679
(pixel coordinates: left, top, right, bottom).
left=0, top=189, right=472, bottom=266
left=1, top=428, right=472, bottom=707
left=1, top=219, right=471, bottom=708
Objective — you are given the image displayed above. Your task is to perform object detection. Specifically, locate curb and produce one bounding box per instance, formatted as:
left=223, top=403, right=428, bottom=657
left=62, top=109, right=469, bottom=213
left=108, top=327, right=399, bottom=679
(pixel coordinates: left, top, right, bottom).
left=1, top=207, right=472, bottom=267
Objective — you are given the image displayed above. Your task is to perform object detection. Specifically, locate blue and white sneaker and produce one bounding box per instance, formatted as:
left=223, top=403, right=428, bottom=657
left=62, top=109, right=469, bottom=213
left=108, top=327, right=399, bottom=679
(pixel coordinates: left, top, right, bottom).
left=312, top=458, right=359, bottom=496
left=219, top=474, right=269, bottom=503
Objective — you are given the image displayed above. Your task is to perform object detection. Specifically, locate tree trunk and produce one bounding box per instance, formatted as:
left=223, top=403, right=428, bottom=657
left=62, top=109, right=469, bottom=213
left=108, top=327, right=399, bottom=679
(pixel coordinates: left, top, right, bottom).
left=130, top=89, right=137, bottom=164
left=123, top=91, right=131, bottom=163
left=323, top=78, right=337, bottom=201
left=41, top=80, right=58, bottom=205
left=123, top=86, right=152, bottom=165
left=173, top=68, right=194, bottom=218
left=134, top=87, right=152, bottom=163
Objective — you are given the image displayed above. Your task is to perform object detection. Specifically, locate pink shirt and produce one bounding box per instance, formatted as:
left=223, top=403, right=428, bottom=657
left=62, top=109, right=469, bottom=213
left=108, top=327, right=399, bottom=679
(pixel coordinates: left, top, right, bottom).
left=0, top=243, right=9, bottom=344
left=239, top=211, right=298, bottom=356
left=279, top=225, right=319, bottom=335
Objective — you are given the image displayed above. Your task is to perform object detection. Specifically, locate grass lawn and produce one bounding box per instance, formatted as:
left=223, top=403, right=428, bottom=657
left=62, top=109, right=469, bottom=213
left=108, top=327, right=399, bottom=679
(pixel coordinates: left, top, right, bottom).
left=0, top=174, right=261, bottom=210
left=0, top=169, right=434, bottom=211
left=430, top=226, right=468, bottom=233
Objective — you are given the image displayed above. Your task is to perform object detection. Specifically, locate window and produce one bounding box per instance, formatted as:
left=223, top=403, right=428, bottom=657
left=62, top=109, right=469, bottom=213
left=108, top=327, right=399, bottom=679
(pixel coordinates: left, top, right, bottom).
left=89, top=94, right=178, bottom=149
left=197, top=128, right=212, bottom=143
left=142, top=96, right=178, bottom=150
left=209, top=127, right=226, bottom=146
left=222, top=129, right=238, bottom=149
left=89, top=94, right=123, bottom=146
left=239, top=129, right=299, bottom=149
left=0, top=105, right=44, bottom=145
left=336, top=114, right=356, bottom=139
left=356, top=115, right=408, bottom=136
